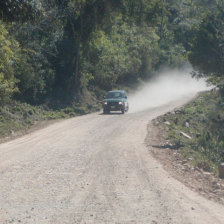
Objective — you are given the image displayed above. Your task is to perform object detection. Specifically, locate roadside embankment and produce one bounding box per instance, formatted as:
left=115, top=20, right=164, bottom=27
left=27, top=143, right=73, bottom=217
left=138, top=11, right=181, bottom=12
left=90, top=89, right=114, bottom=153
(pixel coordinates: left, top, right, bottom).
left=146, top=89, right=224, bottom=204
left=0, top=100, right=100, bottom=143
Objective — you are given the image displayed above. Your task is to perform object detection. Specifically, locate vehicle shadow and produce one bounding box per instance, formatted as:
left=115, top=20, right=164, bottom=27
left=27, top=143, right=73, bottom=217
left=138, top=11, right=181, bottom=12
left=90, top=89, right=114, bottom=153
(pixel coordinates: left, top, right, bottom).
left=98, top=112, right=124, bottom=115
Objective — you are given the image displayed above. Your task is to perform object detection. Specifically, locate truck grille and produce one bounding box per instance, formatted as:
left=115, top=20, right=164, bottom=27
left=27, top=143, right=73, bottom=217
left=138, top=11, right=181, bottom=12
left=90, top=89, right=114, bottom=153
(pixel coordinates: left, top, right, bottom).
left=108, top=102, right=118, bottom=106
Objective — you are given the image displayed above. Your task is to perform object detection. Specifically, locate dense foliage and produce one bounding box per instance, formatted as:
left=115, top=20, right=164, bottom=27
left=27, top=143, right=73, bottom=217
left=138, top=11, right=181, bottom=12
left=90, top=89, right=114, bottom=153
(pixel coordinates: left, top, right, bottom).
left=0, top=23, right=18, bottom=104
left=189, top=2, right=224, bottom=89
left=0, top=0, right=223, bottom=106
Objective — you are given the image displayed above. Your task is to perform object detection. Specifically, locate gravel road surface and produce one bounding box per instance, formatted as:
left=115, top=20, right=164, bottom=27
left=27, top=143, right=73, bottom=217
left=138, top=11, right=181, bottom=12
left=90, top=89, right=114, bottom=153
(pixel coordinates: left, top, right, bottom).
left=0, top=95, right=224, bottom=224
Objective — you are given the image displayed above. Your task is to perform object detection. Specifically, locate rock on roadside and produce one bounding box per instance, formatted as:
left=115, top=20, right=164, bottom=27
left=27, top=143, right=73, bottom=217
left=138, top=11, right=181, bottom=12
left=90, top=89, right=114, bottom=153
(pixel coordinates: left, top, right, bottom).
left=218, top=163, right=224, bottom=178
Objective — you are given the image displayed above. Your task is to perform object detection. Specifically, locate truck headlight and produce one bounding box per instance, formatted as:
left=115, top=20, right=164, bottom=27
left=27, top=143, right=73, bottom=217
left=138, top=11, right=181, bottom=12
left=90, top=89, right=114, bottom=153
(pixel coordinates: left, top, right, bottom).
left=118, top=102, right=123, bottom=105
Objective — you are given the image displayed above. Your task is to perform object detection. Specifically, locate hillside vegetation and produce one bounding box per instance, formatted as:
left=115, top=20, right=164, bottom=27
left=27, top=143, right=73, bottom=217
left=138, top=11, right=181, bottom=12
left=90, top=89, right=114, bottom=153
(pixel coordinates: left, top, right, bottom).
left=1, top=0, right=222, bottom=106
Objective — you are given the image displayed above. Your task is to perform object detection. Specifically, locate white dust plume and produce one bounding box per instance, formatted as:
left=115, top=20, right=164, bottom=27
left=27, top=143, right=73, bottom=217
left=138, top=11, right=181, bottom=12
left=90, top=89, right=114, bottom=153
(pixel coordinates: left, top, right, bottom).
left=128, top=68, right=210, bottom=113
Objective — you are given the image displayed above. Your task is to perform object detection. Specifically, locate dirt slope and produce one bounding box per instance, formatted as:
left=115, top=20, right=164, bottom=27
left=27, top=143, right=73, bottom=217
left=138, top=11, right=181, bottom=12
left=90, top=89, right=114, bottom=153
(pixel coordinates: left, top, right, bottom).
left=0, top=94, right=224, bottom=224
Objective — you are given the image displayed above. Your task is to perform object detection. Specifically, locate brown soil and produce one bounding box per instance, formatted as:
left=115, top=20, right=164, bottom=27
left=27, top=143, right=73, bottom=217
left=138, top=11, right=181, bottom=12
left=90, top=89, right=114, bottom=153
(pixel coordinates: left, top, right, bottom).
left=146, top=120, right=224, bottom=205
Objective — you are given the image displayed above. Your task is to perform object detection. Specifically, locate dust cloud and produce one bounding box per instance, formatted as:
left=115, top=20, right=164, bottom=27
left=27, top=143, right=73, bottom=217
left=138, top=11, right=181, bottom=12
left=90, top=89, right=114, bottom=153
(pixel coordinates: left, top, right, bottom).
left=128, top=68, right=210, bottom=113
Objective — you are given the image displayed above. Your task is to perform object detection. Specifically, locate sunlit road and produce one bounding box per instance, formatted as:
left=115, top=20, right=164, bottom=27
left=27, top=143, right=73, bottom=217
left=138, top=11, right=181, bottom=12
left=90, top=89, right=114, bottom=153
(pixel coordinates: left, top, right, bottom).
left=0, top=95, right=223, bottom=224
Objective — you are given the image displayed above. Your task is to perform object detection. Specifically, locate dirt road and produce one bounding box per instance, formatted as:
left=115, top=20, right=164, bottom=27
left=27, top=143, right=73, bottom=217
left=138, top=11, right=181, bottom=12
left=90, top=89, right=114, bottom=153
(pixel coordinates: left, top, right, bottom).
left=0, top=95, right=224, bottom=224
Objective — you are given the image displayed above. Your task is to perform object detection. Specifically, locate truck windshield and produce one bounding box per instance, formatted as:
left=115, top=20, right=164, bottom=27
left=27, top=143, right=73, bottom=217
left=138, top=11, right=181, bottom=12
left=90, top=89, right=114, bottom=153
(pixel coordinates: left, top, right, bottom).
left=106, top=92, right=124, bottom=99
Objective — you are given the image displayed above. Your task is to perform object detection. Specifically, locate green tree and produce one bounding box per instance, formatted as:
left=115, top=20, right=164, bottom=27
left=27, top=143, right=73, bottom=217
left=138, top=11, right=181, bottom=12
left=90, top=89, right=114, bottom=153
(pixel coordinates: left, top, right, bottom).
left=188, top=5, right=224, bottom=90
left=0, top=0, right=37, bottom=22
left=0, top=23, right=18, bottom=104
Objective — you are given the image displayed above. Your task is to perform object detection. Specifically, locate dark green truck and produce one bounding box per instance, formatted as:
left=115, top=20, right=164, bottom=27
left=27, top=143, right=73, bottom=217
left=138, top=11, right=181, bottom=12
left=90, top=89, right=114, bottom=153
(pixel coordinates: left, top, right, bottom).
left=102, top=90, right=129, bottom=114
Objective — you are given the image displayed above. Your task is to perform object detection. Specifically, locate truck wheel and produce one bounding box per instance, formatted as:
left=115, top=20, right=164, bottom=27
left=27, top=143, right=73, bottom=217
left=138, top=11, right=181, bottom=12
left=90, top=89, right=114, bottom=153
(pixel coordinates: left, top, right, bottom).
left=103, top=109, right=109, bottom=114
